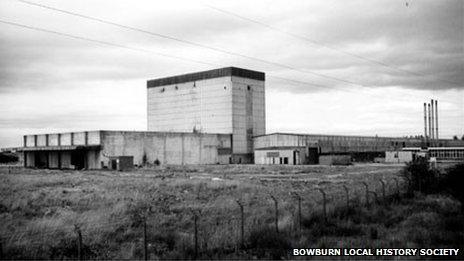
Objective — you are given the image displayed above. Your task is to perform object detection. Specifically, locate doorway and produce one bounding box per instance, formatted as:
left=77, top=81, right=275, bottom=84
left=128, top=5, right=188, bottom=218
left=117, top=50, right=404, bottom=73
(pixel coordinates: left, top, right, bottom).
left=71, top=150, right=86, bottom=170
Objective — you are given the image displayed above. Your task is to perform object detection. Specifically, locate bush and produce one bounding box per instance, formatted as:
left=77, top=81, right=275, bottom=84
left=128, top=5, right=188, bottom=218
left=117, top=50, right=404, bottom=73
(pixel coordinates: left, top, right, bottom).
left=440, top=164, right=464, bottom=211
left=0, top=152, right=18, bottom=163
left=403, top=157, right=438, bottom=194
left=247, top=226, right=291, bottom=259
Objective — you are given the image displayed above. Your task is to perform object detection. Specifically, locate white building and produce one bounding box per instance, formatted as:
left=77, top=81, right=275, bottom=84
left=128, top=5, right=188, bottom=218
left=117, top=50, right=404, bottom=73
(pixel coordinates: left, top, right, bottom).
left=147, top=67, right=265, bottom=163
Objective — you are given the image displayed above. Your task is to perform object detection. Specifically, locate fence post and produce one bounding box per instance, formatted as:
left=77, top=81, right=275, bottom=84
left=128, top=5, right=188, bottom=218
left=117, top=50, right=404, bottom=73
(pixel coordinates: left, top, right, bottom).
left=362, top=182, right=369, bottom=206
left=196, top=183, right=202, bottom=200
left=342, top=185, right=349, bottom=209
left=292, top=192, right=302, bottom=235
left=74, top=225, right=82, bottom=261
left=404, top=176, right=412, bottom=196
left=297, top=194, right=302, bottom=234
left=318, top=188, right=327, bottom=223
left=379, top=179, right=386, bottom=202
left=370, top=191, right=379, bottom=204
left=236, top=200, right=244, bottom=249
left=193, top=212, right=198, bottom=260
left=393, top=178, right=400, bottom=199
left=270, top=195, right=279, bottom=233
left=143, top=217, right=148, bottom=261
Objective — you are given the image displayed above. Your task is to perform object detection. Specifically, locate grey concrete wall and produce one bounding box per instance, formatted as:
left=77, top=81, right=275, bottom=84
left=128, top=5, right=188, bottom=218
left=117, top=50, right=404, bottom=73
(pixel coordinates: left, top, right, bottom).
left=319, top=155, right=351, bottom=165
left=74, top=132, right=85, bottom=145
left=48, top=151, right=59, bottom=168
left=61, top=152, right=72, bottom=169
left=49, top=134, right=59, bottom=146
left=86, top=150, right=100, bottom=169
left=61, top=133, right=72, bottom=146
left=37, top=135, right=46, bottom=146
left=231, top=77, right=265, bottom=156
left=23, top=131, right=102, bottom=148
left=25, top=152, right=35, bottom=167
left=100, top=131, right=231, bottom=166
left=25, top=135, right=35, bottom=147
left=147, top=77, right=233, bottom=134
left=147, top=75, right=265, bottom=162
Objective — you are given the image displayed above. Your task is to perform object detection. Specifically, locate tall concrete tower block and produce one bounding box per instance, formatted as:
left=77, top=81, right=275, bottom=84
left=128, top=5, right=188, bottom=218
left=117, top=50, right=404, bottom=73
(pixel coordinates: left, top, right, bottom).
left=147, top=67, right=266, bottom=163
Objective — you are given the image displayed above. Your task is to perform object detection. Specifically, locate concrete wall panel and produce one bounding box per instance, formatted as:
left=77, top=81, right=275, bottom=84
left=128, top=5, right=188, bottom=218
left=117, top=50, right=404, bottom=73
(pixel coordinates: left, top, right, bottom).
left=48, top=151, right=59, bottom=168
left=37, top=135, right=46, bottom=146
left=25, top=135, right=35, bottom=147
left=61, top=152, right=72, bottom=169
left=61, top=133, right=71, bottom=146
left=148, top=76, right=233, bottom=134
left=88, top=131, right=101, bottom=145
left=86, top=150, right=101, bottom=169
left=25, top=152, right=35, bottom=167
left=165, top=134, right=183, bottom=164
left=49, top=134, right=59, bottom=146
left=100, top=131, right=231, bottom=166
left=73, top=132, right=85, bottom=145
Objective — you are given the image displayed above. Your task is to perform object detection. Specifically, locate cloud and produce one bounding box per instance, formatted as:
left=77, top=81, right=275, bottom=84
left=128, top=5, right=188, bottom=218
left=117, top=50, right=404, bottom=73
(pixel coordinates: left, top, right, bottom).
left=0, top=0, right=462, bottom=147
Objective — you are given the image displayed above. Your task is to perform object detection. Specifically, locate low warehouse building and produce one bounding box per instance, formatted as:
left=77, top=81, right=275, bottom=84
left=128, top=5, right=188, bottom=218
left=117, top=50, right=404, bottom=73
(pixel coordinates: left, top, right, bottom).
left=253, top=133, right=464, bottom=165
left=21, top=131, right=231, bottom=169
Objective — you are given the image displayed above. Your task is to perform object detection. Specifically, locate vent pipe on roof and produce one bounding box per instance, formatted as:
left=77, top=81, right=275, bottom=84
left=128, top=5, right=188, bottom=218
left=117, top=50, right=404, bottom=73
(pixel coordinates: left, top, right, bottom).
left=435, top=100, right=438, bottom=141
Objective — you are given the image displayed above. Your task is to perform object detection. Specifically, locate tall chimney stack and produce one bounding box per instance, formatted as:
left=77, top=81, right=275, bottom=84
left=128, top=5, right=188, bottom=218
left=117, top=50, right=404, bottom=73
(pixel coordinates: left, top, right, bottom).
left=431, top=99, right=434, bottom=140
left=435, top=100, right=438, bottom=140
left=428, top=103, right=432, bottom=140
left=423, top=103, right=428, bottom=140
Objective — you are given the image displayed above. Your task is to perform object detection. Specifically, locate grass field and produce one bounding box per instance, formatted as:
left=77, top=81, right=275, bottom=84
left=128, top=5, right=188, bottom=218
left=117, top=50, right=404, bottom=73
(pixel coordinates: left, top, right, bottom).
left=0, top=164, right=462, bottom=259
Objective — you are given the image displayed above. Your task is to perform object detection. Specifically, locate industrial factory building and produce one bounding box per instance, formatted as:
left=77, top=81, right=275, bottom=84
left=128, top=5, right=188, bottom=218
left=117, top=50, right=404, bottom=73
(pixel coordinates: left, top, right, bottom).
left=22, top=131, right=231, bottom=169
left=14, top=67, right=464, bottom=169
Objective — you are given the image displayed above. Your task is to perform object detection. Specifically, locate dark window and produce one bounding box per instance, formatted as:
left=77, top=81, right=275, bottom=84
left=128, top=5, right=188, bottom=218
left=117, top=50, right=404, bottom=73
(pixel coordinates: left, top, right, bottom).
left=247, top=85, right=251, bottom=90
left=224, top=86, right=227, bottom=90
left=284, top=157, right=289, bottom=164
left=279, top=157, right=283, bottom=164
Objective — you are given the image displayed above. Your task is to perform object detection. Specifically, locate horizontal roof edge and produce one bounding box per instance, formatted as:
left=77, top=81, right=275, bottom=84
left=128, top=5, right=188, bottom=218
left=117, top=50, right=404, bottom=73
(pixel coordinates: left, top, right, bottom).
left=253, top=132, right=422, bottom=140
left=147, top=67, right=265, bottom=88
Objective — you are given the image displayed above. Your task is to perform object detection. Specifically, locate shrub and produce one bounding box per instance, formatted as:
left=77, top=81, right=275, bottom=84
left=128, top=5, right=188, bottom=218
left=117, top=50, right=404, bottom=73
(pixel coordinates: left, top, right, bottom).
left=247, top=226, right=291, bottom=259
left=440, top=164, right=464, bottom=211
left=403, top=157, right=438, bottom=194
left=0, top=152, right=18, bottom=163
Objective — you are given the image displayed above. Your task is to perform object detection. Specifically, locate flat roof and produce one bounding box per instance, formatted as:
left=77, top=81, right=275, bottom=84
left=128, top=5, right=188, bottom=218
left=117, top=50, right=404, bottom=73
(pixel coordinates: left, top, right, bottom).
left=19, top=145, right=101, bottom=151
left=253, top=132, right=421, bottom=140
left=147, top=67, right=265, bottom=88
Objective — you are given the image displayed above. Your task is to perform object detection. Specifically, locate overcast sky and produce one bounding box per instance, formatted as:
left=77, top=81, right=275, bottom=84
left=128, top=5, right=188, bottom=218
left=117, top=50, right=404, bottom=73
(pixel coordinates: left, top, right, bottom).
left=0, top=0, right=463, bottom=147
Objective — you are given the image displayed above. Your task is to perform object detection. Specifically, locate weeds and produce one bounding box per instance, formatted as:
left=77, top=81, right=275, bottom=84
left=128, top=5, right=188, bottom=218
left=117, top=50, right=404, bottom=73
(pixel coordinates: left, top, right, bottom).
left=1, top=164, right=463, bottom=259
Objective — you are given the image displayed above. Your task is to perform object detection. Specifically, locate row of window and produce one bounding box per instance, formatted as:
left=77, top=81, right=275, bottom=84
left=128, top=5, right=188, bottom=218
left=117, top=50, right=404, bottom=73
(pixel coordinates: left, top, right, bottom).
left=429, top=150, right=464, bottom=159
